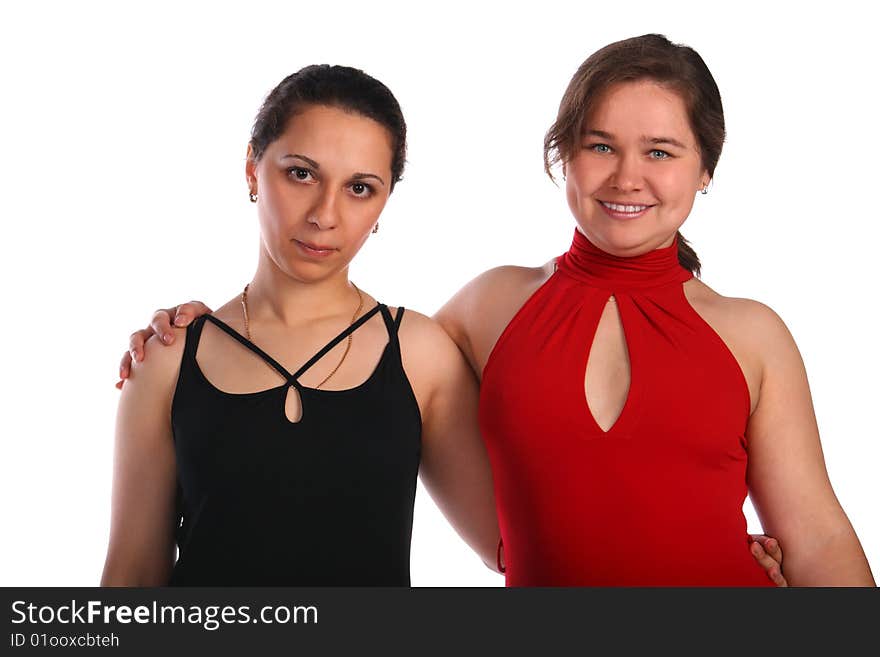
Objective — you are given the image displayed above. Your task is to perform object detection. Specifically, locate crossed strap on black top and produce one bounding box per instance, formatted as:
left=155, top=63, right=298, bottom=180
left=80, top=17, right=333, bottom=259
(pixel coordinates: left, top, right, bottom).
left=199, top=303, right=404, bottom=389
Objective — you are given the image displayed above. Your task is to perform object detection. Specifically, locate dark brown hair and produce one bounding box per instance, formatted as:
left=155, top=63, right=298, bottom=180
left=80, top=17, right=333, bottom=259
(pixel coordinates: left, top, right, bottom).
left=544, top=34, right=725, bottom=276
left=250, top=65, right=407, bottom=191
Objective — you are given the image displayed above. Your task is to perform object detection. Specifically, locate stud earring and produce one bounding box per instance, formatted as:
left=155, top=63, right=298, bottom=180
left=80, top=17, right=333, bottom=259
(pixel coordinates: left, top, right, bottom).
left=372, top=222, right=379, bottom=234
left=249, top=191, right=258, bottom=202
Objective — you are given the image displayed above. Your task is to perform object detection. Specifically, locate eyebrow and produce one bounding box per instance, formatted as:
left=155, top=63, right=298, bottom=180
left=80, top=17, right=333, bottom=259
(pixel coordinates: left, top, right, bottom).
left=583, top=130, right=689, bottom=149
left=351, top=173, right=385, bottom=186
left=280, top=154, right=385, bottom=186
left=646, top=136, right=688, bottom=149
left=281, top=153, right=320, bottom=168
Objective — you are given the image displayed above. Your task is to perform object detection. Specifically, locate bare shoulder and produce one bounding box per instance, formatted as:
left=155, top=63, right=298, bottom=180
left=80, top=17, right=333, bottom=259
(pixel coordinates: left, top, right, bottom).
left=685, top=279, right=801, bottom=407
left=394, top=307, right=462, bottom=366
left=435, top=262, right=555, bottom=374
left=441, top=263, right=553, bottom=313
left=686, top=278, right=794, bottom=347
left=469, top=262, right=552, bottom=288
left=391, top=307, right=472, bottom=414
left=126, top=326, right=188, bottom=391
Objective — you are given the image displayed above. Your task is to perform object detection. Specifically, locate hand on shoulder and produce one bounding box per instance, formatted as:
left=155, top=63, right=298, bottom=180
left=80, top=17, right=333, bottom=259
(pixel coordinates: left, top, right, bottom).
left=124, top=326, right=188, bottom=393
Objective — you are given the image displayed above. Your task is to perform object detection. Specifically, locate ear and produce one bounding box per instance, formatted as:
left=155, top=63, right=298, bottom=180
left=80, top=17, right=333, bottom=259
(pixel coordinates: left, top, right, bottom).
left=698, top=171, right=710, bottom=192
left=245, top=143, right=257, bottom=192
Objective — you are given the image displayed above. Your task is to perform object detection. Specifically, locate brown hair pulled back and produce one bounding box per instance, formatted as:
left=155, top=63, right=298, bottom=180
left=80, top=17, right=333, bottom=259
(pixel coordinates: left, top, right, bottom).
left=544, top=34, right=725, bottom=276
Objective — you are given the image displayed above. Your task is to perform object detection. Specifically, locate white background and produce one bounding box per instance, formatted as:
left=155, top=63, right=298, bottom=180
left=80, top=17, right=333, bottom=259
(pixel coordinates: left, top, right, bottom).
left=1, top=1, right=877, bottom=586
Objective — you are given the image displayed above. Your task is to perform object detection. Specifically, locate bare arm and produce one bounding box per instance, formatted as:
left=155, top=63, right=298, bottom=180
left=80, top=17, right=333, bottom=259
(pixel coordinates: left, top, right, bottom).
left=433, top=263, right=555, bottom=378
left=400, top=312, right=501, bottom=572
left=745, top=304, right=875, bottom=586
left=101, top=330, right=185, bottom=585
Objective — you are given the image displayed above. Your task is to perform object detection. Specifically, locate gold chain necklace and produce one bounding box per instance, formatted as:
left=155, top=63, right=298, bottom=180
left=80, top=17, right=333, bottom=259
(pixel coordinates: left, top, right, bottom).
left=240, top=282, right=364, bottom=389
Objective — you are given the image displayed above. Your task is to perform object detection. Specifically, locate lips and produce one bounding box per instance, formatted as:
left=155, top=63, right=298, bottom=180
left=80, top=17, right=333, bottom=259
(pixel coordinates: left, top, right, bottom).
left=600, top=201, right=654, bottom=212
left=598, top=200, right=656, bottom=220
left=293, top=239, right=337, bottom=256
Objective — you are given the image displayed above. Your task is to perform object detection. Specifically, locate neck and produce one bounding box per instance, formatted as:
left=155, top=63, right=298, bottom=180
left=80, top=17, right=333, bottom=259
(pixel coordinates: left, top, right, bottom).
left=246, top=251, right=360, bottom=327
left=557, top=227, right=692, bottom=290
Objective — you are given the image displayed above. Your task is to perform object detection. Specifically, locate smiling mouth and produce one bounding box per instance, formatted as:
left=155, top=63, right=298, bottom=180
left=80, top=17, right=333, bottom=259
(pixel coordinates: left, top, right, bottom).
left=598, top=201, right=655, bottom=219
left=600, top=201, right=654, bottom=213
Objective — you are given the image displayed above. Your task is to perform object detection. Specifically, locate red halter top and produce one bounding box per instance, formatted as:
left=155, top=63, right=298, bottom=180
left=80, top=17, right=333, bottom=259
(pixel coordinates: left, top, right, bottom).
left=479, top=228, right=772, bottom=586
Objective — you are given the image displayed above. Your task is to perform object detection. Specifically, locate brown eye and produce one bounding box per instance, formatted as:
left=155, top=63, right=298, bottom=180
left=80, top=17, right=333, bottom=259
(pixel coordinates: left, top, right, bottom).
left=288, top=167, right=313, bottom=181
left=350, top=182, right=372, bottom=197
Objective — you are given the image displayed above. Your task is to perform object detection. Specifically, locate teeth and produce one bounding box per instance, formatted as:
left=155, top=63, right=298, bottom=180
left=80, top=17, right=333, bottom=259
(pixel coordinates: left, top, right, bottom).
left=602, top=202, right=649, bottom=213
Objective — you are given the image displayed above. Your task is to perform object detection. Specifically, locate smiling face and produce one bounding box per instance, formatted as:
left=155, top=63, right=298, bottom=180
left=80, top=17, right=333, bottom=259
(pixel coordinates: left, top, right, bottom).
left=246, top=104, right=393, bottom=282
left=564, top=80, right=710, bottom=257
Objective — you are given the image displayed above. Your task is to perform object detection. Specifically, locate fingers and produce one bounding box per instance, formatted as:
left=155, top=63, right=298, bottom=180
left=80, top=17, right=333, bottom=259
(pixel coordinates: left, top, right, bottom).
left=171, top=301, right=212, bottom=329
left=753, top=534, right=787, bottom=587
left=149, top=301, right=213, bottom=345
left=749, top=540, right=776, bottom=572
left=768, top=565, right=788, bottom=587
left=118, top=349, right=134, bottom=385
left=116, top=300, right=212, bottom=390
left=127, top=329, right=153, bottom=365
left=752, top=534, right=783, bottom=565
left=749, top=536, right=788, bottom=587
left=150, top=308, right=177, bottom=346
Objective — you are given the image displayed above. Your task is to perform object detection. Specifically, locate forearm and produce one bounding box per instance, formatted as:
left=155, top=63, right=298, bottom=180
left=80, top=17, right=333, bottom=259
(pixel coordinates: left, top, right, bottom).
left=420, top=471, right=501, bottom=572
left=784, top=527, right=875, bottom=586
left=100, top=553, right=173, bottom=587
left=439, top=504, right=500, bottom=573
left=101, top=573, right=170, bottom=587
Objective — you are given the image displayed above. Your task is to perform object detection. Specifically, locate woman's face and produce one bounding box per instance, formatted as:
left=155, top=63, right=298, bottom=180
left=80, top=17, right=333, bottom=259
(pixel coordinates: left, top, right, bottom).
left=247, top=104, right=393, bottom=282
left=564, top=80, right=709, bottom=257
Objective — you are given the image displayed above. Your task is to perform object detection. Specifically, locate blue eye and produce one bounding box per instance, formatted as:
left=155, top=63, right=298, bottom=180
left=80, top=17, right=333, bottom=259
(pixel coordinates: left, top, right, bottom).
left=590, top=143, right=612, bottom=154
left=649, top=149, right=670, bottom=160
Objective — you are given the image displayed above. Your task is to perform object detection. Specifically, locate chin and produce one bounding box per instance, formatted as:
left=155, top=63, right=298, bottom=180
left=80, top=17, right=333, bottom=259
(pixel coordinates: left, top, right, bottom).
left=577, top=221, right=645, bottom=256
left=288, top=262, right=337, bottom=282
left=577, top=220, right=677, bottom=257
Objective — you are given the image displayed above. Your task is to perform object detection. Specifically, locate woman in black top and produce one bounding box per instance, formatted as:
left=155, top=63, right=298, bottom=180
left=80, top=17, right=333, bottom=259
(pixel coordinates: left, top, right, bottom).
left=101, top=66, right=500, bottom=585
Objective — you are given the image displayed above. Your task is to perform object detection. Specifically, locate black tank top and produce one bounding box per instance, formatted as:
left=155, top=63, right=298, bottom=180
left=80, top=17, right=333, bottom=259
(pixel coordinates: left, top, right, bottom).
left=169, top=303, right=422, bottom=586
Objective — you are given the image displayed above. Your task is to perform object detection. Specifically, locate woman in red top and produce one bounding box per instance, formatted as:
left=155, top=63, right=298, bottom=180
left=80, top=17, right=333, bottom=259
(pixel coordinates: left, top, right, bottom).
left=119, top=36, right=869, bottom=585
left=438, top=35, right=872, bottom=585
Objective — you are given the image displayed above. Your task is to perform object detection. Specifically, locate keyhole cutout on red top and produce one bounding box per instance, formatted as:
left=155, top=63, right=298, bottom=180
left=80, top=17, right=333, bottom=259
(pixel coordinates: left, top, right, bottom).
left=583, top=295, right=632, bottom=433
left=284, top=386, right=303, bottom=424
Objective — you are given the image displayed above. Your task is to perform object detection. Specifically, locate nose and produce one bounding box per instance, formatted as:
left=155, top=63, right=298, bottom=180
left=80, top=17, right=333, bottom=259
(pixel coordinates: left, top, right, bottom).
left=307, top=187, right=340, bottom=230
left=609, top=152, right=644, bottom=192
